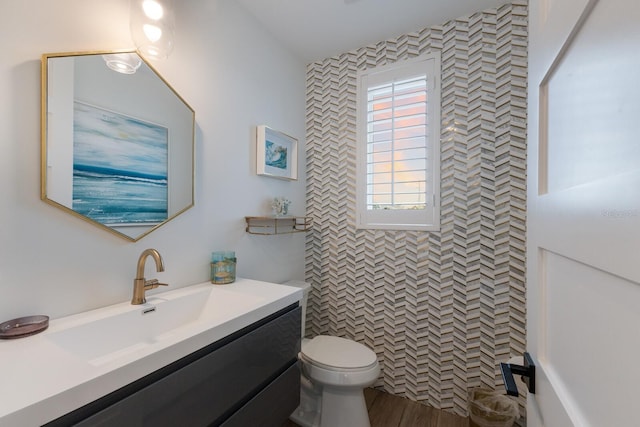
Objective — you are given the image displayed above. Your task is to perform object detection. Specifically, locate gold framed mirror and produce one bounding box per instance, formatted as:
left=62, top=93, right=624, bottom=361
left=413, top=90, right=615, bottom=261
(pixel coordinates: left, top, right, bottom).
left=41, top=50, right=195, bottom=242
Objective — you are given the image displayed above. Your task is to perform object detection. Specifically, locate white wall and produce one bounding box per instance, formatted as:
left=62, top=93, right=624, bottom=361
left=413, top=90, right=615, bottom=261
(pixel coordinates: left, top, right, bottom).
left=0, top=0, right=307, bottom=320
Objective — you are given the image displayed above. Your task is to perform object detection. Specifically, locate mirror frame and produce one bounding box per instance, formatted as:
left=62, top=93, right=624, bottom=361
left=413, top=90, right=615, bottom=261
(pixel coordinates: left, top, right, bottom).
left=40, top=50, right=195, bottom=242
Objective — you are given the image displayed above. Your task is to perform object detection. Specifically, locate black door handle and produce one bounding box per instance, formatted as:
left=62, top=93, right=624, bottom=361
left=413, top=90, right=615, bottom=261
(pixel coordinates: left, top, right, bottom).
left=500, top=352, right=536, bottom=397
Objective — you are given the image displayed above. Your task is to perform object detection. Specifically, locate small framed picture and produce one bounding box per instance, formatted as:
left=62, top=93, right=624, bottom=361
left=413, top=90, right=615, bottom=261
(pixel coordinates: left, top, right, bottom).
left=256, top=125, right=298, bottom=180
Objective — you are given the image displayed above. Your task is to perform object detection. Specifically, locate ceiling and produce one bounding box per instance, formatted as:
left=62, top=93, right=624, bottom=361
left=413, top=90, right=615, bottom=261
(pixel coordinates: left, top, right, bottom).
left=237, top=0, right=508, bottom=63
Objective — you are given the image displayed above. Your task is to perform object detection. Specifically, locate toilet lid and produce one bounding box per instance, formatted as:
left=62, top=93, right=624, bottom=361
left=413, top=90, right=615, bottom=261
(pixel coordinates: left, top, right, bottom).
left=301, top=335, right=377, bottom=369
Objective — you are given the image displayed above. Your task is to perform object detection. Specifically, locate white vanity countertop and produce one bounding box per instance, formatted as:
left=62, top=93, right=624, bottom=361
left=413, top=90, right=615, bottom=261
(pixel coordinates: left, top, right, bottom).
left=0, top=278, right=302, bottom=426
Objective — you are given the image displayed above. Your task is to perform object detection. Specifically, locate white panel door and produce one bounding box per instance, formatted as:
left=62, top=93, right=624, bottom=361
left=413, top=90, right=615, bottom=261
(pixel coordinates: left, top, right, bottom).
left=527, top=0, right=640, bottom=425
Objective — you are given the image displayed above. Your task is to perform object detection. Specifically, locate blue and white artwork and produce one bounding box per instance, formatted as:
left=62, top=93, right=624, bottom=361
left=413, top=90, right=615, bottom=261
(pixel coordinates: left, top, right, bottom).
left=72, top=101, right=168, bottom=225
left=257, top=125, right=297, bottom=180
left=265, top=139, right=288, bottom=170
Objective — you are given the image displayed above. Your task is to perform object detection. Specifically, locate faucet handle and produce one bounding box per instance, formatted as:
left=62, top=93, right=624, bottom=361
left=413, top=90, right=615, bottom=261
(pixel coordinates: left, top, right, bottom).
left=144, top=279, right=169, bottom=290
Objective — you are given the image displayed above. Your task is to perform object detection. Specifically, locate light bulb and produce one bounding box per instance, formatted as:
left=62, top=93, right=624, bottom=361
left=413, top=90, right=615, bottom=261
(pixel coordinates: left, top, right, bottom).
left=142, top=0, right=163, bottom=20
left=143, top=24, right=162, bottom=42
left=146, top=47, right=160, bottom=57
left=130, top=0, right=175, bottom=59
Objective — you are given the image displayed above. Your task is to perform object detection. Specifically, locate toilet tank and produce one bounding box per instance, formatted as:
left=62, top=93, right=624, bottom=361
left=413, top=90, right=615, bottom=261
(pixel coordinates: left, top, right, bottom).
left=281, top=280, right=310, bottom=337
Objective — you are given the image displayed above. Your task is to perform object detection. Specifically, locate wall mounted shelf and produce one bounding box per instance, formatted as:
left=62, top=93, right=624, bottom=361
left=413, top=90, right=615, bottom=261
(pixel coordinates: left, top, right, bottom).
left=245, top=216, right=311, bottom=235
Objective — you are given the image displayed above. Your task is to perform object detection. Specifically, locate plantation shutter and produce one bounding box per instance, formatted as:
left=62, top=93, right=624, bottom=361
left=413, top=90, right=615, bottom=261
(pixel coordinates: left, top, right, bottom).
left=356, top=54, right=441, bottom=231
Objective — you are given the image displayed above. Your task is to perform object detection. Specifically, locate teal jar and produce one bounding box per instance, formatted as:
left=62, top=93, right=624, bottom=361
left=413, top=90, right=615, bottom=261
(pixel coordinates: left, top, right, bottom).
left=210, top=251, right=236, bottom=284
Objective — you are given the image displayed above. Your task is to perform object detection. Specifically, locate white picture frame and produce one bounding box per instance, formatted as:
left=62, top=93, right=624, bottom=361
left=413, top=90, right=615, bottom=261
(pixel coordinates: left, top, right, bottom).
left=256, top=125, right=298, bottom=180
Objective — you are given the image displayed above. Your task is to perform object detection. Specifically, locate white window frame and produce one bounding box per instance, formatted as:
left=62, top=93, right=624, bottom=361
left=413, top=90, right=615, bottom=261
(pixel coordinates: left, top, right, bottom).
left=356, top=54, right=441, bottom=231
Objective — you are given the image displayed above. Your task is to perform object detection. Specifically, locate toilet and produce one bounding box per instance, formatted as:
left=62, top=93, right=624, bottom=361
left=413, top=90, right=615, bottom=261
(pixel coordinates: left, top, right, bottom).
left=283, top=281, right=380, bottom=427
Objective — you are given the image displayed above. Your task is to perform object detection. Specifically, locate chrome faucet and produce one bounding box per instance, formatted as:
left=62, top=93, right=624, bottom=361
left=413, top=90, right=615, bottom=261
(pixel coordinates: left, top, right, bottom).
left=132, top=248, right=168, bottom=305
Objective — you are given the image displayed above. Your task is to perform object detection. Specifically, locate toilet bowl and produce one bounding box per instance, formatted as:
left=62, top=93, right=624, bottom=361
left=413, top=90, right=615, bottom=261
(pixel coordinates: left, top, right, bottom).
left=283, top=281, right=380, bottom=427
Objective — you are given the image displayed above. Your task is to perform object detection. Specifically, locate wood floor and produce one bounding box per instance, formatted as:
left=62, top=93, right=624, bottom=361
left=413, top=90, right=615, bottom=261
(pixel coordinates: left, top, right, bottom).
left=283, top=387, right=470, bottom=427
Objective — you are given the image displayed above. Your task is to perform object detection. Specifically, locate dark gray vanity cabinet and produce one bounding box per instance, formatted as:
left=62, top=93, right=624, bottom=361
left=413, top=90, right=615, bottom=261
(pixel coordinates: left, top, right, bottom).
left=46, top=304, right=301, bottom=427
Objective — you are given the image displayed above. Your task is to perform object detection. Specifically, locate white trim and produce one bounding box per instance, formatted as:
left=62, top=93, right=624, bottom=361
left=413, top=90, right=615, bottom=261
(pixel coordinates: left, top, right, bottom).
left=356, top=54, right=441, bottom=231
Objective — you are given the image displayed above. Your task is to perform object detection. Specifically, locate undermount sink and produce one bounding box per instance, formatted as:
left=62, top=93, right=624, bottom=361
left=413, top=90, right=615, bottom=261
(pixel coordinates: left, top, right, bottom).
left=47, top=284, right=267, bottom=366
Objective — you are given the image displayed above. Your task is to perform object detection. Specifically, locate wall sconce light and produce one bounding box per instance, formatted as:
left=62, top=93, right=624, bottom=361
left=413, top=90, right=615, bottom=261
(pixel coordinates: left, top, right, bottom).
left=102, top=53, right=142, bottom=74
left=130, top=0, right=175, bottom=60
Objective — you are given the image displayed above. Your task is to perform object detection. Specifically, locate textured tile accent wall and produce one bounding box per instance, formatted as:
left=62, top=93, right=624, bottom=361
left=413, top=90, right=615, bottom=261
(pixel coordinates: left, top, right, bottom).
left=304, top=0, right=528, bottom=417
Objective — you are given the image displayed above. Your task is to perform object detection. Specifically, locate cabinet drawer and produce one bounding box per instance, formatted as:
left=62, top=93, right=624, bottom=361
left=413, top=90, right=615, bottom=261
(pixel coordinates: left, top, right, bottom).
left=71, top=306, right=300, bottom=427
left=221, top=362, right=300, bottom=427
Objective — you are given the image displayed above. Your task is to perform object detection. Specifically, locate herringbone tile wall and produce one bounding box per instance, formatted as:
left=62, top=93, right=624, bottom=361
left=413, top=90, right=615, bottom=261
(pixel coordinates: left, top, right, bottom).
left=304, top=1, right=528, bottom=417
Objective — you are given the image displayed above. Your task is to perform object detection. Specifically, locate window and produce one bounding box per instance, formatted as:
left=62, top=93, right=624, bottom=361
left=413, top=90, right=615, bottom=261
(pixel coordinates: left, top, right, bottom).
left=356, top=54, right=441, bottom=231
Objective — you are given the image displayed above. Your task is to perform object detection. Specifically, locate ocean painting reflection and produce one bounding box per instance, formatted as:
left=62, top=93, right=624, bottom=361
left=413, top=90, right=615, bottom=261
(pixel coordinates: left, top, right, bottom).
left=72, top=101, right=168, bottom=225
